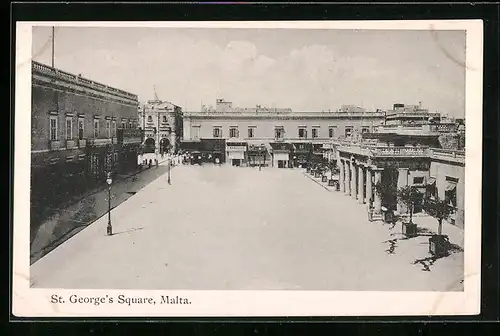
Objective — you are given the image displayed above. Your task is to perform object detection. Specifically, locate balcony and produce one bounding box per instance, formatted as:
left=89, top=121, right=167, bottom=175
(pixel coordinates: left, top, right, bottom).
left=88, top=138, right=113, bottom=147
left=337, top=143, right=430, bottom=158
left=66, top=139, right=77, bottom=149
left=49, top=140, right=61, bottom=151
left=78, top=139, right=87, bottom=148
left=370, top=146, right=429, bottom=157
left=430, top=148, right=465, bottom=164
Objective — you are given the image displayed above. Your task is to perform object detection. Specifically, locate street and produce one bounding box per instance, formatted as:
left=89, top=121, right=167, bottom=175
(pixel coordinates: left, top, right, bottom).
left=30, top=164, right=464, bottom=291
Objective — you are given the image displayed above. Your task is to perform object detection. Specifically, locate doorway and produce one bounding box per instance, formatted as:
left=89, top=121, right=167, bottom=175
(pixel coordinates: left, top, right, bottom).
left=232, top=159, right=241, bottom=167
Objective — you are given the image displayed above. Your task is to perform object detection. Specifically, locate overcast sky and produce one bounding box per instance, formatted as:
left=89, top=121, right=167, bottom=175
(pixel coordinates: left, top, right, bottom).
left=32, top=26, right=466, bottom=117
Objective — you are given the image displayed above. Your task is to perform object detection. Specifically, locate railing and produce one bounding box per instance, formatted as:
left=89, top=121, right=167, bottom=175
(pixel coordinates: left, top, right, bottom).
left=78, top=139, right=87, bottom=148
left=370, top=146, right=429, bottom=157
left=430, top=148, right=465, bottom=161
left=184, top=111, right=386, bottom=118
left=49, top=140, right=61, bottom=151
left=66, top=139, right=76, bottom=149
left=32, top=61, right=138, bottom=101
left=88, top=138, right=113, bottom=147
left=337, top=143, right=430, bottom=157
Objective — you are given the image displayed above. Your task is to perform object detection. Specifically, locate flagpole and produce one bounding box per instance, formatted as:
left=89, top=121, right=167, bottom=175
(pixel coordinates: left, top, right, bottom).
left=51, top=26, right=55, bottom=67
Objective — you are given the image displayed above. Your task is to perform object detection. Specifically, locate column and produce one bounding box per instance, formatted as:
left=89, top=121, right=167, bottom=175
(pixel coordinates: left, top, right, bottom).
left=373, top=169, right=382, bottom=215
left=366, top=168, right=373, bottom=203
left=397, top=168, right=409, bottom=214
left=351, top=162, right=357, bottom=199
left=345, top=161, right=350, bottom=195
left=339, top=159, right=345, bottom=193
left=358, top=165, right=365, bottom=204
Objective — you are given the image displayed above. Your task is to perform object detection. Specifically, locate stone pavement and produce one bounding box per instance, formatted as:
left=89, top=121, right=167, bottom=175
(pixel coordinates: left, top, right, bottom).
left=30, top=163, right=177, bottom=265
left=302, top=168, right=464, bottom=249
left=31, top=164, right=464, bottom=291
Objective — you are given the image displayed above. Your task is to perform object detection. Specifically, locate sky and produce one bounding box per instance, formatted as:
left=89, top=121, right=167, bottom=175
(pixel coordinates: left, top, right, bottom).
left=32, top=26, right=466, bottom=117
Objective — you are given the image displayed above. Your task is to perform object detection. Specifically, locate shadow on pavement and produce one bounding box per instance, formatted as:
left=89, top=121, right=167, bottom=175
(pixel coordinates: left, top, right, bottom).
left=30, top=165, right=174, bottom=265
left=111, top=227, right=144, bottom=236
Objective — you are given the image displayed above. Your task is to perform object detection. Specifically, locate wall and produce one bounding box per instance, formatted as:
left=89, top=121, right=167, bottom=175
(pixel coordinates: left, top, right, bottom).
left=32, top=85, right=138, bottom=151
left=184, top=116, right=384, bottom=141
left=429, top=160, right=465, bottom=228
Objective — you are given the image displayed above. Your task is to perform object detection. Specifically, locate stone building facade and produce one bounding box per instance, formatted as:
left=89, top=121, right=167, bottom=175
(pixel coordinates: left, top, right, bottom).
left=182, top=98, right=386, bottom=167
left=31, top=61, right=140, bottom=226
left=138, top=100, right=183, bottom=154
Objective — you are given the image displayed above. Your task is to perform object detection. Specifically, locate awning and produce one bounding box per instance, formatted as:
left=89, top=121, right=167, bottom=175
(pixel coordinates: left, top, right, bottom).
left=427, top=177, right=436, bottom=185
left=445, top=182, right=457, bottom=191
left=227, top=151, right=244, bottom=160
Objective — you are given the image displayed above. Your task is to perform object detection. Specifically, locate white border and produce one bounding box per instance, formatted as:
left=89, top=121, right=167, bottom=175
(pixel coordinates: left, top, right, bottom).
left=13, top=20, right=483, bottom=317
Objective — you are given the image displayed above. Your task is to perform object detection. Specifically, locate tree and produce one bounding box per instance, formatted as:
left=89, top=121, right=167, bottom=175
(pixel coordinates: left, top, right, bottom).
left=397, top=185, right=421, bottom=224
left=424, top=196, right=455, bottom=235
left=374, top=179, right=394, bottom=209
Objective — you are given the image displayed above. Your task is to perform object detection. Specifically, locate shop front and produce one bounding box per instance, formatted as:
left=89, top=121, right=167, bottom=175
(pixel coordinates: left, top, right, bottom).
left=270, top=142, right=293, bottom=168
left=247, top=144, right=268, bottom=167
left=291, top=142, right=312, bottom=168
left=226, top=141, right=247, bottom=166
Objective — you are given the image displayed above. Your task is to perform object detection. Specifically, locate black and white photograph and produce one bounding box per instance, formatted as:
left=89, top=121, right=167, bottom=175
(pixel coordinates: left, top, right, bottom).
left=13, top=20, right=482, bottom=317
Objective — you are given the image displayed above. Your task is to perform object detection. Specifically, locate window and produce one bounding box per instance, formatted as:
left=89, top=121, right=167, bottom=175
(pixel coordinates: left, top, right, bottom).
left=106, top=120, right=111, bottom=138
left=94, top=119, right=99, bottom=138
left=328, top=127, right=336, bottom=138
left=274, top=127, right=284, bottom=140
left=298, top=127, right=307, bottom=138
left=49, top=116, right=58, bottom=141
left=413, top=176, right=424, bottom=185
left=148, top=116, right=153, bottom=122
left=361, top=127, right=370, bottom=134
left=78, top=119, right=84, bottom=140
left=192, top=126, right=200, bottom=140
left=65, top=118, right=72, bottom=140
left=345, top=127, right=353, bottom=138
left=163, top=116, right=167, bottom=122
left=312, top=128, right=319, bottom=138
left=121, top=122, right=125, bottom=129
left=112, top=121, right=116, bottom=137
left=248, top=127, right=255, bottom=138
left=445, top=176, right=458, bottom=208
left=229, top=127, right=239, bottom=138
left=129, top=122, right=132, bottom=129
left=213, top=127, right=222, bottom=138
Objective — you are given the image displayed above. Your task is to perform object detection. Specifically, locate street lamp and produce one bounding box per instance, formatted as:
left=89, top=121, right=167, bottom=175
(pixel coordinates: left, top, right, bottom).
left=106, top=172, right=113, bottom=236
left=168, top=159, right=171, bottom=184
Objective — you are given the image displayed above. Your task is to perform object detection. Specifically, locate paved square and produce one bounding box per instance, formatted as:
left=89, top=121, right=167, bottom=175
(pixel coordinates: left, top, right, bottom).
left=31, top=165, right=464, bottom=291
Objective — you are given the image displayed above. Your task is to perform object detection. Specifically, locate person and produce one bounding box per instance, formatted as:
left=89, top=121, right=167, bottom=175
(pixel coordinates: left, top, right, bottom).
left=148, top=159, right=152, bottom=168
left=367, top=198, right=374, bottom=222
left=215, top=157, right=220, bottom=165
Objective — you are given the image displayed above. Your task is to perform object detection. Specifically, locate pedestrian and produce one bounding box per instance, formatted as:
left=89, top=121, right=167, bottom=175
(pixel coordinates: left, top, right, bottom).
left=148, top=159, right=152, bottom=168
left=368, top=198, right=374, bottom=222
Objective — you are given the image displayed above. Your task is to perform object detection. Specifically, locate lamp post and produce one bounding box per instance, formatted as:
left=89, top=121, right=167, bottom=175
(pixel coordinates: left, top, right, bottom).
left=106, top=172, right=113, bottom=236
left=168, top=159, right=171, bottom=185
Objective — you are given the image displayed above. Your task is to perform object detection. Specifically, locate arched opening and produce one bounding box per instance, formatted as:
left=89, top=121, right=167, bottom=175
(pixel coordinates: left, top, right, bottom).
left=144, top=137, right=156, bottom=154
left=160, top=137, right=171, bottom=155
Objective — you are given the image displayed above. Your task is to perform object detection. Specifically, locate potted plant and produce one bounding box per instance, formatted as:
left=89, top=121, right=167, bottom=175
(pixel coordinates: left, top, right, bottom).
left=374, top=179, right=395, bottom=223
left=424, top=196, right=455, bottom=257
left=397, top=185, right=420, bottom=238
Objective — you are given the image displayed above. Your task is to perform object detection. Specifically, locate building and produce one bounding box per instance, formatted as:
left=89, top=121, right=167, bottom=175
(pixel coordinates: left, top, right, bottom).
left=334, top=104, right=465, bottom=228
left=31, top=61, right=141, bottom=225
left=385, top=102, right=441, bottom=125
left=138, top=99, right=183, bottom=154
left=182, top=98, right=386, bottom=167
